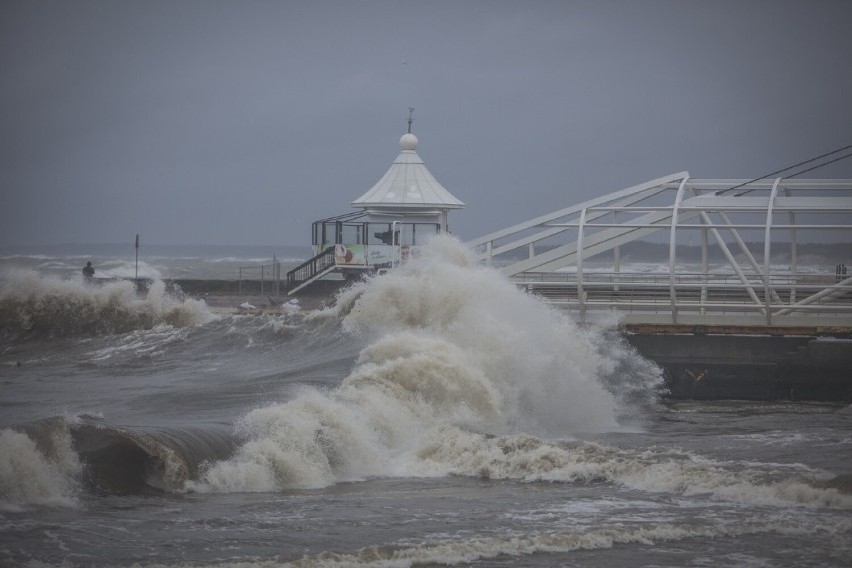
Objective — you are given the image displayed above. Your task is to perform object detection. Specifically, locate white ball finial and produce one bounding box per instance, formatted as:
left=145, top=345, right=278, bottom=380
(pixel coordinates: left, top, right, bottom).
left=400, top=133, right=418, bottom=151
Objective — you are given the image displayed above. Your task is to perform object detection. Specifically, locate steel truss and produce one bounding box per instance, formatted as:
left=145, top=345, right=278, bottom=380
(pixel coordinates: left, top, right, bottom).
left=468, top=173, right=852, bottom=326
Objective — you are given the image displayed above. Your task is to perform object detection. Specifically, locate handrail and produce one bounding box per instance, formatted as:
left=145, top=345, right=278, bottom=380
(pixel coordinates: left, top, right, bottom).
left=512, top=270, right=852, bottom=325
left=285, top=246, right=335, bottom=291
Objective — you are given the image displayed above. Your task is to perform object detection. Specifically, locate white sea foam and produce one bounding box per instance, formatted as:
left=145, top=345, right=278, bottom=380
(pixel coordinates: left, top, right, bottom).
left=84, top=324, right=193, bottom=362
left=0, top=269, right=215, bottom=335
left=335, top=236, right=624, bottom=435
left=191, top=237, right=845, bottom=510
left=412, top=427, right=851, bottom=508
left=94, top=259, right=163, bottom=279
left=0, top=427, right=81, bottom=511
left=131, top=518, right=849, bottom=568
left=192, top=238, right=630, bottom=491
left=0, top=254, right=53, bottom=260
left=269, top=520, right=850, bottom=568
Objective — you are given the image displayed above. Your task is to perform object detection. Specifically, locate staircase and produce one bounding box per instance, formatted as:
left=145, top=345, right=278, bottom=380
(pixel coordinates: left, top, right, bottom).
left=285, top=246, right=336, bottom=294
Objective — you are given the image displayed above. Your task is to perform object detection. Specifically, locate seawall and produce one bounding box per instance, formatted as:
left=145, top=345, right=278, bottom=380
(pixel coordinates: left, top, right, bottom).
left=118, top=278, right=346, bottom=310
left=622, top=325, right=852, bottom=402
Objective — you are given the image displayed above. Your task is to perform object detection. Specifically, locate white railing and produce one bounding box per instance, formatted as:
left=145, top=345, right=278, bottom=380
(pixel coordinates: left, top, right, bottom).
left=517, top=271, right=852, bottom=323
left=470, top=174, right=852, bottom=326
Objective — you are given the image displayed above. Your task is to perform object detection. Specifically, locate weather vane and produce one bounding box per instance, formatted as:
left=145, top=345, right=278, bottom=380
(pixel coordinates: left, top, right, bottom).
left=407, top=107, right=415, bottom=133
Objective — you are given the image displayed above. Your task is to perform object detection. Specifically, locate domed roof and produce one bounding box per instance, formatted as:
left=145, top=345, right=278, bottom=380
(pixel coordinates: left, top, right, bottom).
left=352, top=133, right=464, bottom=210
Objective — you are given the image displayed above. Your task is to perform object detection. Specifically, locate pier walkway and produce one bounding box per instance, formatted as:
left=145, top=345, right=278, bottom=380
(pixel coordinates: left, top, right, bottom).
left=468, top=173, right=852, bottom=329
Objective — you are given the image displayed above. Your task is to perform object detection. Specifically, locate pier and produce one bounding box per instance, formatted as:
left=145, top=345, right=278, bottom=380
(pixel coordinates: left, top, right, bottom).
left=466, top=173, right=852, bottom=401
left=201, top=165, right=852, bottom=401
left=468, top=173, right=852, bottom=329
left=157, top=136, right=852, bottom=401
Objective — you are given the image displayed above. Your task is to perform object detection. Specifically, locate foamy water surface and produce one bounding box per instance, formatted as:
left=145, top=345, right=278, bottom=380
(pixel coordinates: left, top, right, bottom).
left=0, top=238, right=849, bottom=567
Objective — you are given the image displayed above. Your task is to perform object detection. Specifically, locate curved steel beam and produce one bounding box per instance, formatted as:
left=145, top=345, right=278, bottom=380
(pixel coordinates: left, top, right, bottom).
left=668, top=177, right=690, bottom=324
left=576, top=207, right=588, bottom=322
left=763, top=177, right=782, bottom=325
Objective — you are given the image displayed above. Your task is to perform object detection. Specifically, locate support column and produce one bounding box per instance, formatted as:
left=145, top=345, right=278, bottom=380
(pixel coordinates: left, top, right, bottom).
left=577, top=208, right=588, bottom=322
left=668, top=177, right=690, bottom=324
left=763, top=178, right=782, bottom=326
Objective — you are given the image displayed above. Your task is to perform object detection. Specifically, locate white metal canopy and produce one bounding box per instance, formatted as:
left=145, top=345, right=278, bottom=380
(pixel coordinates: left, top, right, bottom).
left=352, top=133, right=465, bottom=210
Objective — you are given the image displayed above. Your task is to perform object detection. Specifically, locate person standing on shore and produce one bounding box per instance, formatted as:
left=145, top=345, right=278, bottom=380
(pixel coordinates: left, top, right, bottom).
left=82, top=261, right=95, bottom=282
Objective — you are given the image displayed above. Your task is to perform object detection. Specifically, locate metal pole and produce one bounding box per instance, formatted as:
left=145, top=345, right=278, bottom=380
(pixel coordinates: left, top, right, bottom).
left=612, top=211, right=620, bottom=291
left=576, top=208, right=587, bottom=322
left=392, top=220, right=399, bottom=267
left=274, top=255, right=279, bottom=296
left=785, top=187, right=798, bottom=303
left=668, top=177, right=690, bottom=325
left=763, top=178, right=782, bottom=326
left=134, top=234, right=139, bottom=293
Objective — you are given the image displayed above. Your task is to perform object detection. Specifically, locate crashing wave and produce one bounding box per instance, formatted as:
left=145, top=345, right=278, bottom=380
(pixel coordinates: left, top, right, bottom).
left=195, top=236, right=629, bottom=490
left=0, top=269, right=215, bottom=336
left=188, top=238, right=850, bottom=510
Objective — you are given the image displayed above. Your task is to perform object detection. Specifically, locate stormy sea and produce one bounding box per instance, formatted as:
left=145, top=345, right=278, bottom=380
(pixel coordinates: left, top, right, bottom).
left=1, top=237, right=850, bottom=567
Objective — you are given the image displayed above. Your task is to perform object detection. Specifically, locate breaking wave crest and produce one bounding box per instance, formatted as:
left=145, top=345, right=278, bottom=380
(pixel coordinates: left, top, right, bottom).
left=0, top=420, right=81, bottom=511
left=0, top=416, right=234, bottom=509
left=0, top=269, right=215, bottom=336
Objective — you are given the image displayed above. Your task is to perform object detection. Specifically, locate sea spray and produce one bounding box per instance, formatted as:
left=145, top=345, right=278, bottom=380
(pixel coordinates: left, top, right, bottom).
left=188, top=238, right=852, bottom=510
left=0, top=424, right=81, bottom=510
left=191, top=333, right=495, bottom=491
left=0, top=268, right=215, bottom=336
left=193, top=237, right=660, bottom=491
left=334, top=236, right=629, bottom=435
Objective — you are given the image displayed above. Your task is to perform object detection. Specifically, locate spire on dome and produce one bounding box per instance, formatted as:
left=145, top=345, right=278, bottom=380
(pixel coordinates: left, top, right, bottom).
left=351, top=116, right=464, bottom=210
left=399, top=108, right=419, bottom=151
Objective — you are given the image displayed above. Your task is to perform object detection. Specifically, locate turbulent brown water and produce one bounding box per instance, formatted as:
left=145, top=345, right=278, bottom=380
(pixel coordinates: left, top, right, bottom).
left=1, top=237, right=850, bottom=567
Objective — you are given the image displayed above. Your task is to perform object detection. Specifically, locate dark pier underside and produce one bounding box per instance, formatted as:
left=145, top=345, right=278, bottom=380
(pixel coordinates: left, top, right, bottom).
left=622, top=324, right=852, bottom=402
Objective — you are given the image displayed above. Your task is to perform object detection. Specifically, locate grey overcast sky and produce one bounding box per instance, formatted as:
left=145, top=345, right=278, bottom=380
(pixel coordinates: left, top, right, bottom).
left=1, top=0, right=851, bottom=246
